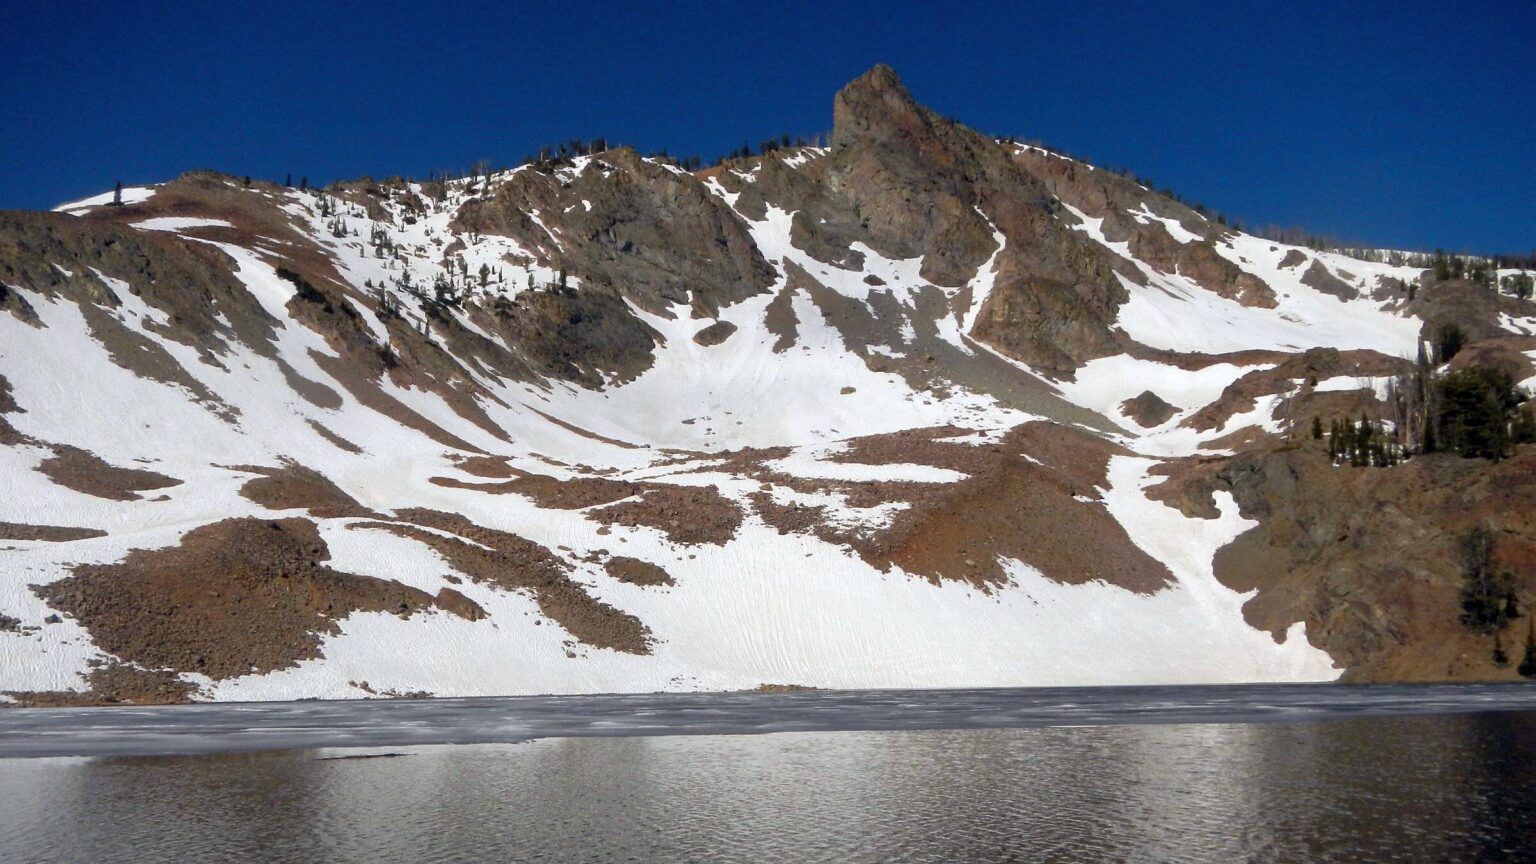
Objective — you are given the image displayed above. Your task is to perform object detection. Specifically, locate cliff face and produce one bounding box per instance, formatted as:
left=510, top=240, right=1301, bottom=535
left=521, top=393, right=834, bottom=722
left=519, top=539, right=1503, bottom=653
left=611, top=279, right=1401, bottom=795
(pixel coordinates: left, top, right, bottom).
left=2, top=66, right=1534, bottom=704
left=1152, top=445, right=1536, bottom=682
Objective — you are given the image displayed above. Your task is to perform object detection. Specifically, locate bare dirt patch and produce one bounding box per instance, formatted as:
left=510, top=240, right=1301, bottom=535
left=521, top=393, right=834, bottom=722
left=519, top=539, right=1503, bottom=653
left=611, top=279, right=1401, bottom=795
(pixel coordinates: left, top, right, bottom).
left=306, top=419, right=363, bottom=454
left=1300, top=260, right=1354, bottom=300
left=4, top=662, right=197, bottom=707
left=723, top=422, right=1171, bottom=593
left=1121, top=391, right=1177, bottom=427
left=692, top=320, right=737, bottom=346
left=763, top=281, right=800, bottom=353
left=430, top=472, right=640, bottom=509
left=842, top=424, right=1171, bottom=592
left=34, top=517, right=461, bottom=680
left=451, top=454, right=525, bottom=479
left=353, top=509, right=652, bottom=654
left=36, top=445, right=181, bottom=501
left=0, top=521, right=107, bottom=542
left=602, top=556, right=675, bottom=587
left=76, top=301, right=235, bottom=419
left=0, top=372, right=24, bottom=445
left=235, top=461, right=373, bottom=518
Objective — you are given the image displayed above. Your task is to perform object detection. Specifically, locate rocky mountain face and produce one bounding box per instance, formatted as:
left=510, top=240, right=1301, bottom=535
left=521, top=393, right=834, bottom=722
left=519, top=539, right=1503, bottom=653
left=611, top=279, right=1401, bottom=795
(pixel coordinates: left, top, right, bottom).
left=3, top=66, right=1534, bottom=704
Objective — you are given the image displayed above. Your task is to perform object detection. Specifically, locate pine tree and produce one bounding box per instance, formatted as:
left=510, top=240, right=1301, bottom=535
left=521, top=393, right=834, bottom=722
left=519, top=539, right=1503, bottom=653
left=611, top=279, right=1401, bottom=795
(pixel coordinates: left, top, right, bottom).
left=1434, top=323, right=1465, bottom=365
left=1311, top=416, right=1324, bottom=440
left=111, top=180, right=123, bottom=206
left=1514, top=405, right=1536, bottom=445
left=1459, top=525, right=1521, bottom=634
left=1437, top=366, right=1521, bottom=460
left=1520, top=620, right=1536, bottom=679
left=1354, top=414, right=1373, bottom=466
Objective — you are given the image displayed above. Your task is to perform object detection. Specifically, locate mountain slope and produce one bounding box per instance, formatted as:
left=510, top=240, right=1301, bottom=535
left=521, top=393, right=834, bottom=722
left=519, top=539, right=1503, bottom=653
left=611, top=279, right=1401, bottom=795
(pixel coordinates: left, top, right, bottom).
left=3, top=66, right=1534, bottom=703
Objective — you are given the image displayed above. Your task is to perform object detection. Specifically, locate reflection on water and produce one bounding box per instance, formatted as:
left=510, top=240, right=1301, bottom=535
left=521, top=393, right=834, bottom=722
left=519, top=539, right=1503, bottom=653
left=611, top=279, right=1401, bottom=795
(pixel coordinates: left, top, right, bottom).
left=3, top=713, right=1534, bottom=863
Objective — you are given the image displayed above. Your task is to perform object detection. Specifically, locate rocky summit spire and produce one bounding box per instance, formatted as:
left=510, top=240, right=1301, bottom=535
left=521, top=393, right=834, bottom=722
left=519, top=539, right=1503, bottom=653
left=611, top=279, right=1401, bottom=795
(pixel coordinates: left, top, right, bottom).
left=831, top=64, right=928, bottom=152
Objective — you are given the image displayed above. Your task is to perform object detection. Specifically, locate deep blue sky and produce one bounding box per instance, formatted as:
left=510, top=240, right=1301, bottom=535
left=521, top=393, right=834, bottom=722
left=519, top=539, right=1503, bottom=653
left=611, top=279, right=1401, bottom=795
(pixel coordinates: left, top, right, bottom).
left=3, top=1, right=1531, bottom=252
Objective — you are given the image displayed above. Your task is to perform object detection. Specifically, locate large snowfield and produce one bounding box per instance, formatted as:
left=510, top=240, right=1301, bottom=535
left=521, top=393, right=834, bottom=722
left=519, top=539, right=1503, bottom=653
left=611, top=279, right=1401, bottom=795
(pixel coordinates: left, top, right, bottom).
left=4, top=150, right=1531, bottom=703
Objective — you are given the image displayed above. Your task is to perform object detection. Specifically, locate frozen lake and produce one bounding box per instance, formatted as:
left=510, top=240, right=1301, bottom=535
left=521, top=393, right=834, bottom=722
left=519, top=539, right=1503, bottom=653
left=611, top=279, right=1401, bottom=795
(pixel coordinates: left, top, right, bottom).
left=3, top=685, right=1535, bottom=862
left=3, top=682, right=1536, bottom=758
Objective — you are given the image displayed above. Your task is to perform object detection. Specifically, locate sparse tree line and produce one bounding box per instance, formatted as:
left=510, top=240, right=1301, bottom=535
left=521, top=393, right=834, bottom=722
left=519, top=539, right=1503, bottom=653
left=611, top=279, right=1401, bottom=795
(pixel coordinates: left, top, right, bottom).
left=1429, top=251, right=1535, bottom=300
left=252, top=126, right=830, bottom=200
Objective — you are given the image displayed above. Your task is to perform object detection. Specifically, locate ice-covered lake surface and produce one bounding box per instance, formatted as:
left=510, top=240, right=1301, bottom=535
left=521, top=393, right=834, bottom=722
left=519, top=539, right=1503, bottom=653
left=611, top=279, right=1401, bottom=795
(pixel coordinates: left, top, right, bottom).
left=3, top=682, right=1536, bottom=758
left=3, top=686, right=1536, bottom=862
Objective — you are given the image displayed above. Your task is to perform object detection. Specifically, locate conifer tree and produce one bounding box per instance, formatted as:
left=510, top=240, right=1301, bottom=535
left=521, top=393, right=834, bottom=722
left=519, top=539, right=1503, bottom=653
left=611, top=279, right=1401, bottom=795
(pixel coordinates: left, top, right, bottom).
left=1459, top=525, right=1521, bottom=634
left=1520, top=620, right=1536, bottom=679
left=1311, top=416, right=1323, bottom=440
left=111, top=181, right=123, bottom=206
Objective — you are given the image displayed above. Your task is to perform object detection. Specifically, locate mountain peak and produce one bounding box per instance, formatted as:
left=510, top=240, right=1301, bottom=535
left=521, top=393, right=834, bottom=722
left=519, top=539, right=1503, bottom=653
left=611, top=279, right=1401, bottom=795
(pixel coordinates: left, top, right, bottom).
left=845, top=63, right=906, bottom=96
left=832, top=64, right=924, bottom=150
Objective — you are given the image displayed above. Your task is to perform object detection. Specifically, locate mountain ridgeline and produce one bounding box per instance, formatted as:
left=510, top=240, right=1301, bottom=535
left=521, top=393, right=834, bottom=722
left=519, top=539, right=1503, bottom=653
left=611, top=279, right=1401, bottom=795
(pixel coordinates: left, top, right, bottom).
left=2, top=66, right=1535, bottom=705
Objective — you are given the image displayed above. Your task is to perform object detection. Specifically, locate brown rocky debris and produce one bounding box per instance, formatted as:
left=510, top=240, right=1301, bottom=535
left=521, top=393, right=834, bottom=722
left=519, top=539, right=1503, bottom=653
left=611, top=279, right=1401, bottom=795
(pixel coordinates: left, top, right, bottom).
left=602, top=556, right=675, bottom=587
left=34, top=517, right=460, bottom=680
left=1277, top=249, right=1309, bottom=269
left=236, top=460, right=374, bottom=518
left=692, top=320, right=737, bottom=346
left=847, top=424, right=1171, bottom=592
left=306, top=419, right=363, bottom=454
left=35, top=445, right=181, bottom=501
left=723, top=423, right=1171, bottom=593
left=431, top=472, right=640, bottom=509
left=0, top=372, right=22, bottom=445
left=0, top=521, right=108, bottom=542
left=1121, top=391, right=1178, bottom=427
left=452, top=454, right=525, bottom=479
left=1300, top=260, right=1355, bottom=300
left=4, top=662, right=197, bottom=707
left=589, top=483, right=743, bottom=545
left=354, top=509, right=652, bottom=654
left=1180, top=347, right=1408, bottom=436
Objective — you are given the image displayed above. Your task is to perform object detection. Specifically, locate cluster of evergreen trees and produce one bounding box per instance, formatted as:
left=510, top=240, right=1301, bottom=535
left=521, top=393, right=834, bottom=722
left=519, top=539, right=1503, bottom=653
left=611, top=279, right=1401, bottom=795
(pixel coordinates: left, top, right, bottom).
left=1383, top=345, right=1535, bottom=461
left=1429, top=252, right=1536, bottom=300
left=1317, top=352, right=1534, bottom=467
left=1432, top=252, right=1497, bottom=287
left=1316, top=415, right=1403, bottom=466
left=1434, top=367, right=1536, bottom=459
left=1502, top=272, right=1535, bottom=300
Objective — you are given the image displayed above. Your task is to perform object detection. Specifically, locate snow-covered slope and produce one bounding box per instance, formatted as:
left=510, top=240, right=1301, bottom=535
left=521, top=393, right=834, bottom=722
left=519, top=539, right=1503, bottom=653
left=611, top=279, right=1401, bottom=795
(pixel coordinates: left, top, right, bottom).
left=2, top=66, right=1533, bottom=703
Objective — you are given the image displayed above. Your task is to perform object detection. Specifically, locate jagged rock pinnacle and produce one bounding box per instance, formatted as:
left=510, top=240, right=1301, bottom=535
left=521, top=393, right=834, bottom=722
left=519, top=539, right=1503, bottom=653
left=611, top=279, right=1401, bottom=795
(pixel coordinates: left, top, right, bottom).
left=832, top=65, right=925, bottom=151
